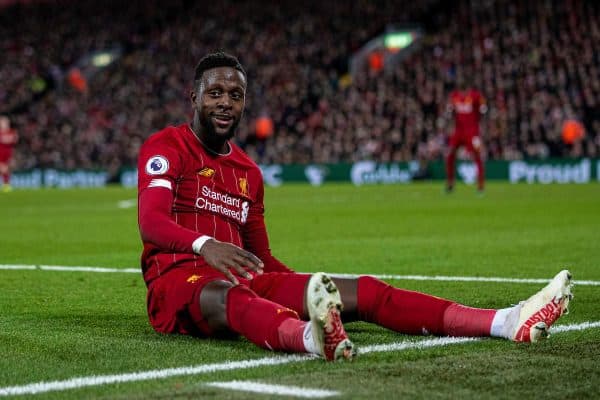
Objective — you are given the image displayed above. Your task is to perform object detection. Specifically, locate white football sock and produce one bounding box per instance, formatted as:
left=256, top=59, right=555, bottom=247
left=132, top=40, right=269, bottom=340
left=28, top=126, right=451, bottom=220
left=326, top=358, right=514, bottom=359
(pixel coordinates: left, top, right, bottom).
left=490, top=305, right=520, bottom=339
left=302, top=322, right=320, bottom=355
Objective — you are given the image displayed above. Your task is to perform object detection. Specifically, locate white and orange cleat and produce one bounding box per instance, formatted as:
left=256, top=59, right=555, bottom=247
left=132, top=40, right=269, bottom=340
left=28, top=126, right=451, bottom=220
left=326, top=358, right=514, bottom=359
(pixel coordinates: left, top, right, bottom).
left=306, top=272, right=356, bottom=361
left=511, top=270, right=573, bottom=342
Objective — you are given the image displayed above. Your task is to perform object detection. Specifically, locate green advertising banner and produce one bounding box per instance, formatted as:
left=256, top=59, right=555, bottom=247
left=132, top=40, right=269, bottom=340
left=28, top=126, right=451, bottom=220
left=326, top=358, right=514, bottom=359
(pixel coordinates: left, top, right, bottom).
left=257, top=159, right=599, bottom=186
left=10, top=159, right=600, bottom=188
left=11, top=169, right=109, bottom=188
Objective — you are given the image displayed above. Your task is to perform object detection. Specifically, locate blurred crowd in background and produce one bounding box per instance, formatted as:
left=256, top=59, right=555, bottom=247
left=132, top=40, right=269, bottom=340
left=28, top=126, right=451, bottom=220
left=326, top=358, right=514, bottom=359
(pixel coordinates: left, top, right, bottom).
left=1, top=0, right=599, bottom=179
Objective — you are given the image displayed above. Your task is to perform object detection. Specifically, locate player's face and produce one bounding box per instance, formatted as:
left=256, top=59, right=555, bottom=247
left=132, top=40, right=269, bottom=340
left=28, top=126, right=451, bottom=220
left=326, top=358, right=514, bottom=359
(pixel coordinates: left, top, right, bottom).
left=193, top=67, right=246, bottom=140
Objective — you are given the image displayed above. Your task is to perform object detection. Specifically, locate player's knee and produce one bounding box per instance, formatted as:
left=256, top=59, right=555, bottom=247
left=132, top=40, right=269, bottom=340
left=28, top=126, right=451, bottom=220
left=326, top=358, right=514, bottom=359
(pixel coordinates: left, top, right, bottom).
left=199, top=280, right=234, bottom=331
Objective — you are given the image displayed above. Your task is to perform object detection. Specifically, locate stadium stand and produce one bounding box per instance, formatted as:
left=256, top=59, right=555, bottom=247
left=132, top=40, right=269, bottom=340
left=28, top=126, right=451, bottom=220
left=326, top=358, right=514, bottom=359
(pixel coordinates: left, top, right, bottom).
left=1, top=0, right=598, bottom=179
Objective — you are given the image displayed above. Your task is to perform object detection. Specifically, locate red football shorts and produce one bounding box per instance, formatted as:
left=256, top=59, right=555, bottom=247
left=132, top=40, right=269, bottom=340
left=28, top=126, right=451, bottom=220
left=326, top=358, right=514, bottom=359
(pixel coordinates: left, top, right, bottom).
left=0, top=147, right=13, bottom=163
left=448, top=130, right=481, bottom=153
left=146, top=265, right=310, bottom=337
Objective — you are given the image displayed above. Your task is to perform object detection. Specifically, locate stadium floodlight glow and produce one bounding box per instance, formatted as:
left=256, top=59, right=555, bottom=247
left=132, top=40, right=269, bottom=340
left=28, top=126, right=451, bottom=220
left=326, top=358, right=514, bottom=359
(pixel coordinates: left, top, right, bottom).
left=384, top=32, right=414, bottom=50
left=92, top=52, right=115, bottom=67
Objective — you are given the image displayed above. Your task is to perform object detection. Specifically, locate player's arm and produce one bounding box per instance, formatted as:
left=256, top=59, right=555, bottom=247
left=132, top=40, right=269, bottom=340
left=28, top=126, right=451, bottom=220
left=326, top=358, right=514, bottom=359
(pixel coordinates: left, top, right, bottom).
left=138, top=184, right=203, bottom=253
left=242, top=179, right=294, bottom=273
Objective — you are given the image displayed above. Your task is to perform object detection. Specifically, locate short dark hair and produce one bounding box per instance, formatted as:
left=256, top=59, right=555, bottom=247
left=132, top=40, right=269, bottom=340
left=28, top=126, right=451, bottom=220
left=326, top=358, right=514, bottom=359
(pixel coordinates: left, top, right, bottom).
left=194, top=51, right=246, bottom=84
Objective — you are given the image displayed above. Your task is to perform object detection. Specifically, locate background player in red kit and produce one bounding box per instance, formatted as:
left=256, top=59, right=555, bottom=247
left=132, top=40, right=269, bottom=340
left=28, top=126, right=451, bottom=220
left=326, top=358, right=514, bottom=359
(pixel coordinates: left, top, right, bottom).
left=0, top=115, right=18, bottom=192
left=137, top=52, right=573, bottom=361
left=445, top=77, right=487, bottom=193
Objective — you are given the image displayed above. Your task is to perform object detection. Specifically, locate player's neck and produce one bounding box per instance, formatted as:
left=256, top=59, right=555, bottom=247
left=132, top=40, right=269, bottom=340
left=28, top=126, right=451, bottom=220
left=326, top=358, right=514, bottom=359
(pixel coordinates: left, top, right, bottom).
left=189, top=123, right=231, bottom=156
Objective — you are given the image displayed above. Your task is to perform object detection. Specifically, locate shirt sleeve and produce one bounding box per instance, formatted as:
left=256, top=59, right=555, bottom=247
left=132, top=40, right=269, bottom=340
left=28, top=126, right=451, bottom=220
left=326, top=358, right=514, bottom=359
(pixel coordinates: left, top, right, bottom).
left=242, top=178, right=294, bottom=273
left=138, top=187, right=202, bottom=253
left=137, top=136, right=201, bottom=253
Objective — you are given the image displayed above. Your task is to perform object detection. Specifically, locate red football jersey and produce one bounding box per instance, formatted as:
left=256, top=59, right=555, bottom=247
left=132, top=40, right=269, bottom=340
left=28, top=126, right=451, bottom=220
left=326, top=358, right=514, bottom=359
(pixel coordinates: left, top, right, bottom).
left=0, top=127, right=17, bottom=161
left=0, top=127, right=18, bottom=150
left=449, top=89, right=485, bottom=135
left=137, top=124, right=290, bottom=284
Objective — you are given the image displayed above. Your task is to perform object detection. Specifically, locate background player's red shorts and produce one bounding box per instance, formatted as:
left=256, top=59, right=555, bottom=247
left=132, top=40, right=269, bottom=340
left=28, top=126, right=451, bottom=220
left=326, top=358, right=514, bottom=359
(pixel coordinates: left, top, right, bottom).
left=0, top=147, right=13, bottom=163
left=448, top=130, right=481, bottom=153
left=146, top=265, right=310, bottom=337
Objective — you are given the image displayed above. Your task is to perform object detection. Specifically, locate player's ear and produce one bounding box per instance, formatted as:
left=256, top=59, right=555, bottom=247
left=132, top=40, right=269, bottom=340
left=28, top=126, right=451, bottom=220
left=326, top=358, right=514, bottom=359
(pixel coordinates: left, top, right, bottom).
left=190, top=91, right=197, bottom=104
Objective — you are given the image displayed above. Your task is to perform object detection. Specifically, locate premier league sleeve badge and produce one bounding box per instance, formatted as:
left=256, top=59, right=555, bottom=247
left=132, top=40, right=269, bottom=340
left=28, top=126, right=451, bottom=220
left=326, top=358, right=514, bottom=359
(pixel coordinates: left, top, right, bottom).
left=145, top=155, right=170, bottom=175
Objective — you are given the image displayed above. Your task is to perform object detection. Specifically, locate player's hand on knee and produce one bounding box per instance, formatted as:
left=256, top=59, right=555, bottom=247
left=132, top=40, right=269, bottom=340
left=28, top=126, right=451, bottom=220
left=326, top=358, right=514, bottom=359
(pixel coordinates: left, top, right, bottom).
left=199, top=239, right=264, bottom=284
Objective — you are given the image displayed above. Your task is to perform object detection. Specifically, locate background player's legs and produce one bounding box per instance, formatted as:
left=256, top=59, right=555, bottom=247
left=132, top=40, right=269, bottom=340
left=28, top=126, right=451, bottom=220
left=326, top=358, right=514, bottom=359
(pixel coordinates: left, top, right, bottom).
left=466, top=136, right=485, bottom=191
left=445, top=138, right=458, bottom=192
left=0, top=162, right=11, bottom=191
left=333, top=276, right=496, bottom=337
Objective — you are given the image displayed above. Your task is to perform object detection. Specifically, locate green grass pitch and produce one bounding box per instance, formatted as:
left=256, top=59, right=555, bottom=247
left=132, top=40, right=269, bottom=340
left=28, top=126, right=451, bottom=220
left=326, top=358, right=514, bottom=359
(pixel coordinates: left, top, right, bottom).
left=0, top=183, right=599, bottom=399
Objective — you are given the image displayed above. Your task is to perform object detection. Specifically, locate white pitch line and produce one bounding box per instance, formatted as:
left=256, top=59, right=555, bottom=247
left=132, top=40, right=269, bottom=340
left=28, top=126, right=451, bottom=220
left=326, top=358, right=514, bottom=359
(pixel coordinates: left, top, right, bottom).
left=330, top=273, right=600, bottom=286
left=40, top=265, right=140, bottom=274
left=2, top=264, right=600, bottom=286
left=0, top=355, right=314, bottom=397
left=0, top=321, right=598, bottom=397
left=359, top=336, right=479, bottom=354
left=0, top=265, right=139, bottom=274
left=206, top=381, right=340, bottom=398
left=0, top=265, right=36, bottom=270
left=548, top=320, right=600, bottom=333
left=117, top=199, right=137, bottom=209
